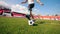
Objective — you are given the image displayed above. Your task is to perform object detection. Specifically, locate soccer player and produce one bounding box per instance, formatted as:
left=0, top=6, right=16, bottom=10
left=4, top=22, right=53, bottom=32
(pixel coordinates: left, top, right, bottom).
left=21, top=0, right=44, bottom=25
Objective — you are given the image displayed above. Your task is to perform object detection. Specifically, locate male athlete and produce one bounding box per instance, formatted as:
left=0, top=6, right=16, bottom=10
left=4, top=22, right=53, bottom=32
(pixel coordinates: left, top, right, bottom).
left=21, top=0, right=44, bottom=25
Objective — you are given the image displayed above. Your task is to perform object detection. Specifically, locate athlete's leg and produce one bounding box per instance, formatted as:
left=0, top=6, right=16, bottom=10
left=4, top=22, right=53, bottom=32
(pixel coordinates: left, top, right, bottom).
left=29, top=3, right=34, bottom=20
left=30, top=10, right=34, bottom=20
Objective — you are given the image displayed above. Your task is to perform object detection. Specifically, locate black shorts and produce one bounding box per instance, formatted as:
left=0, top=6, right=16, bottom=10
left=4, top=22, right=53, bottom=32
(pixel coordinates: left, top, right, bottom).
left=28, top=3, right=34, bottom=11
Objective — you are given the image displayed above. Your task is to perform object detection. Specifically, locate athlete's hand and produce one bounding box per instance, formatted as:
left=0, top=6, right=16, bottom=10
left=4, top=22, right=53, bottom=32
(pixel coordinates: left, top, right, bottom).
left=21, top=2, right=25, bottom=4
left=21, top=2, right=26, bottom=4
left=40, top=2, right=44, bottom=6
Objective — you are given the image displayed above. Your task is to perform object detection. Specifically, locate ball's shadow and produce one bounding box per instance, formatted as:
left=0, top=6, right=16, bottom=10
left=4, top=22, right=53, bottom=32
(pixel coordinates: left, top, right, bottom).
left=32, top=21, right=45, bottom=26
left=33, top=24, right=38, bottom=26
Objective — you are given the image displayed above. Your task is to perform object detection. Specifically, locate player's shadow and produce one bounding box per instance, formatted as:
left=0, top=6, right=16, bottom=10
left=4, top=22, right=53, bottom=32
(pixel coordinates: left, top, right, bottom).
left=33, top=24, right=38, bottom=26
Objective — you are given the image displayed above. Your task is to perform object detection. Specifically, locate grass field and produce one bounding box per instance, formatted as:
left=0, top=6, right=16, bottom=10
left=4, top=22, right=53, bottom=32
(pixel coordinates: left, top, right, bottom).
left=0, top=16, right=60, bottom=34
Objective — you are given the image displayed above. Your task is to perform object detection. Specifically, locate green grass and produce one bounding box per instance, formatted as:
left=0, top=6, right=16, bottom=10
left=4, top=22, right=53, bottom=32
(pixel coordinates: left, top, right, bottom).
left=0, top=16, right=60, bottom=34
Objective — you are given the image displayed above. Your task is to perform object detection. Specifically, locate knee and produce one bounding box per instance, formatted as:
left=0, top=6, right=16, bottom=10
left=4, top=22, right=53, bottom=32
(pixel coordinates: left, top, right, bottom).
left=29, top=8, right=32, bottom=11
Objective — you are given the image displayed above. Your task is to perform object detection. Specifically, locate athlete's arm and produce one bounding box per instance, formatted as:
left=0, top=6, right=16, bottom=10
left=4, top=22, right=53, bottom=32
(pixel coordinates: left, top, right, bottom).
left=21, top=0, right=28, bottom=4
left=37, top=0, right=44, bottom=6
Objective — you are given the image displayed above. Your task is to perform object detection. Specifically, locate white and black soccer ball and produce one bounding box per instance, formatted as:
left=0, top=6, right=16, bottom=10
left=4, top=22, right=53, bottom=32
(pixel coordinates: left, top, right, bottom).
left=28, top=20, right=34, bottom=25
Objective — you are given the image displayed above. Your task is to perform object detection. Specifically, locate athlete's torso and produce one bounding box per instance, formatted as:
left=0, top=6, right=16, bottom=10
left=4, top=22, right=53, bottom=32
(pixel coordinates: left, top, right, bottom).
left=28, top=0, right=34, bottom=4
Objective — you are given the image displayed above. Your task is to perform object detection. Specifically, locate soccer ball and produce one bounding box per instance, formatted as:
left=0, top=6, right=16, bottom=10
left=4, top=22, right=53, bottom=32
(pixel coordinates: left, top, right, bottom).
left=28, top=20, right=34, bottom=25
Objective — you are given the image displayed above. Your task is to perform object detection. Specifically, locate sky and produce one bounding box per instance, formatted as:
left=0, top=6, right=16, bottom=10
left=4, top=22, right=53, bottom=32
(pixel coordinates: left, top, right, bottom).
left=0, top=0, right=60, bottom=16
